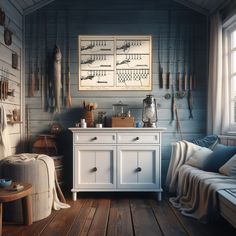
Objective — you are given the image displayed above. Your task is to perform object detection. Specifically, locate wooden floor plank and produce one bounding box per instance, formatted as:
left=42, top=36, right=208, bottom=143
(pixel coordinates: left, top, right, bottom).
left=37, top=198, right=85, bottom=236
left=106, top=198, right=133, bottom=236
left=79, top=204, right=97, bottom=236
left=86, top=199, right=110, bottom=236
left=130, top=199, right=163, bottom=236
left=150, top=199, right=188, bottom=236
left=67, top=199, right=94, bottom=236
left=2, top=209, right=58, bottom=236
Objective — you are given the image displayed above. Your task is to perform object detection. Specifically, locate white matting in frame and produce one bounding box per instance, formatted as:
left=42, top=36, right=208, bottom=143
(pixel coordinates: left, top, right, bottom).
left=78, top=35, right=152, bottom=91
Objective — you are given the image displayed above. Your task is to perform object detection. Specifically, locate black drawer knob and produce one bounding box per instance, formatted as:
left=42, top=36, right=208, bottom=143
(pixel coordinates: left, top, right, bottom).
left=136, top=167, right=142, bottom=172
left=134, top=137, right=140, bottom=141
left=92, top=167, right=97, bottom=172
left=91, top=137, right=97, bottom=141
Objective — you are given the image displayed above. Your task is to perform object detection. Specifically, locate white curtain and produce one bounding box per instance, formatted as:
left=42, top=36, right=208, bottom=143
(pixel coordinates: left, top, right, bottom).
left=207, top=12, right=229, bottom=135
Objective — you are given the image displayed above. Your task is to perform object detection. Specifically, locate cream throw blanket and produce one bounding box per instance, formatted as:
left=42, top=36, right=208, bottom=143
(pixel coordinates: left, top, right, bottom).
left=166, top=140, right=204, bottom=193
left=166, top=140, right=236, bottom=222
left=0, top=153, right=70, bottom=210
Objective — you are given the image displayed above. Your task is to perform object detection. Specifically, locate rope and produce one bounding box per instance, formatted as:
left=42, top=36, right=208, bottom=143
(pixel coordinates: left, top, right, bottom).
left=175, top=106, right=183, bottom=140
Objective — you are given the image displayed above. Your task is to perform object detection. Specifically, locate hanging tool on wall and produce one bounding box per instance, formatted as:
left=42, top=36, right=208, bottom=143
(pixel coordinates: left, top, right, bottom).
left=43, top=12, right=49, bottom=111
left=53, top=45, right=62, bottom=113
left=40, top=11, right=45, bottom=110
left=53, top=10, right=62, bottom=113
left=28, top=15, right=35, bottom=97
left=65, top=9, right=72, bottom=107
left=166, top=9, right=172, bottom=90
left=26, top=104, right=31, bottom=152
left=66, top=50, right=72, bottom=107
left=192, top=24, right=196, bottom=90
left=183, top=26, right=188, bottom=93
left=34, top=11, right=40, bottom=92
left=170, top=84, right=175, bottom=124
left=0, top=8, right=5, bottom=26
left=177, top=25, right=185, bottom=99
left=158, top=35, right=163, bottom=89
left=188, top=25, right=194, bottom=119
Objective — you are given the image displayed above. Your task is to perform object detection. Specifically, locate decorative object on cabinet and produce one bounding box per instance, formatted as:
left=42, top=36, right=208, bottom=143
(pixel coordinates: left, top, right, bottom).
left=69, top=127, right=166, bottom=201
left=82, top=101, right=97, bottom=127
left=142, top=95, right=158, bottom=128
left=78, top=35, right=152, bottom=91
left=112, top=117, right=134, bottom=127
left=112, top=101, right=134, bottom=127
left=97, top=111, right=107, bottom=127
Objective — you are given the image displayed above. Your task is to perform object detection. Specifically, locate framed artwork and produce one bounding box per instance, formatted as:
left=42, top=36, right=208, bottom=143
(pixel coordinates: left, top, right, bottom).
left=78, top=35, right=152, bottom=91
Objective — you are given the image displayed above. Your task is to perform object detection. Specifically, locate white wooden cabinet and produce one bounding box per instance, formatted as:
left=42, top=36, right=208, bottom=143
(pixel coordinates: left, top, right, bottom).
left=69, top=128, right=165, bottom=201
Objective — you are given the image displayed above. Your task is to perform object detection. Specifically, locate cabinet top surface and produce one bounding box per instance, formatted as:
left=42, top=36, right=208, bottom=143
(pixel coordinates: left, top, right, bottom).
left=69, top=127, right=166, bottom=132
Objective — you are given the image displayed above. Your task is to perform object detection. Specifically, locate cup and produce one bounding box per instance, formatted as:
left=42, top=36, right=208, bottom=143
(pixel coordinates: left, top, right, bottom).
left=81, top=122, right=87, bottom=128
left=136, top=121, right=142, bottom=128
left=96, top=123, right=102, bottom=128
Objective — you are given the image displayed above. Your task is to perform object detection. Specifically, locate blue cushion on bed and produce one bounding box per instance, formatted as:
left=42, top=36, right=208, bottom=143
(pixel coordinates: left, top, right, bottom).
left=202, top=144, right=236, bottom=172
left=190, top=135, right=218, bottom=149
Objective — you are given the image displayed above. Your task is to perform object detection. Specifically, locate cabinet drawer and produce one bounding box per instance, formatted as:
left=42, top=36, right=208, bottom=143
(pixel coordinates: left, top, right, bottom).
left=117, top=133, right=160, bottom=144
left=74, top=132, right=116, bottom=144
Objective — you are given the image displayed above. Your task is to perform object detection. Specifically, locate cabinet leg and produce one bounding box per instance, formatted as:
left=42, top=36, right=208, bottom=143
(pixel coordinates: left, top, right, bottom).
left=157, top=192, right=162, bottom=201
left=72, top=192, right=77, bottom=201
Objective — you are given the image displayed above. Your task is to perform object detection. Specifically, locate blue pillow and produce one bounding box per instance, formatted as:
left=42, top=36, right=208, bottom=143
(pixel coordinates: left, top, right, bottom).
left=202, top=144, right=236, bottom=172
left=191, top=135, right=218, bottom=149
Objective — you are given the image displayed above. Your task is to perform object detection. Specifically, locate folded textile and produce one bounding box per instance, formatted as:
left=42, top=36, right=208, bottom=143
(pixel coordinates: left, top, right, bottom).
left=166, top=140, right=205, bottom=193
left=169, top=164, right=236, bottom=223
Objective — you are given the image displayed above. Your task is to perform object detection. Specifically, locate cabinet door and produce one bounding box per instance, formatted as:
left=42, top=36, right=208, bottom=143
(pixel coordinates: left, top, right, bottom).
left=117, top=145, right=160, bottom=189
left=74, top=145, right=116, bottom=189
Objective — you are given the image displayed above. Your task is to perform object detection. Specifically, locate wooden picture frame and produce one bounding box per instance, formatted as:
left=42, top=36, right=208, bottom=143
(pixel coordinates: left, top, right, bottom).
left=78, top=35, right=152, bottom=91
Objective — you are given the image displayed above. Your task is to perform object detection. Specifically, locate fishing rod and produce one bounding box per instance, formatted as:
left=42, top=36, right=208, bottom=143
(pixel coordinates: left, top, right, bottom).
left=166, top=9, right=171, bottom=90
left=158, top=34, right=163, bottom=89
left=188, top=24, right=194, bottom=119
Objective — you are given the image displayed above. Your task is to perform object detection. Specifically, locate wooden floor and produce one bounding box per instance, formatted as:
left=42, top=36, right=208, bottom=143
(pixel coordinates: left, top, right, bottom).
left=2, top=192, right=236, bottom=236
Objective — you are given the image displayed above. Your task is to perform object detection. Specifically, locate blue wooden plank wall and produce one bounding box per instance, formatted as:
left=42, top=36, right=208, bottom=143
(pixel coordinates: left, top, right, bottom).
left=24, top=0, right=208, bottom=186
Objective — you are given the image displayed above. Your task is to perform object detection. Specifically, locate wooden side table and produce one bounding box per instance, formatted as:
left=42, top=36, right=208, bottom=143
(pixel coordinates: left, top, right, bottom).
left=0, top=183, right=33, bottom=235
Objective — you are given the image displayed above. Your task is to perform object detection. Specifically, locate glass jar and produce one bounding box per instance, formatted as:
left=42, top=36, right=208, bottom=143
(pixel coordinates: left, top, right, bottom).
left=112, top=101, right=128, bottom=117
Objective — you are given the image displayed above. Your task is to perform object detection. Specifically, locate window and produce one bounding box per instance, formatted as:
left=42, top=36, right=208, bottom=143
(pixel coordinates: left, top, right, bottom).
left=226, top=24, right=236, bottom=131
